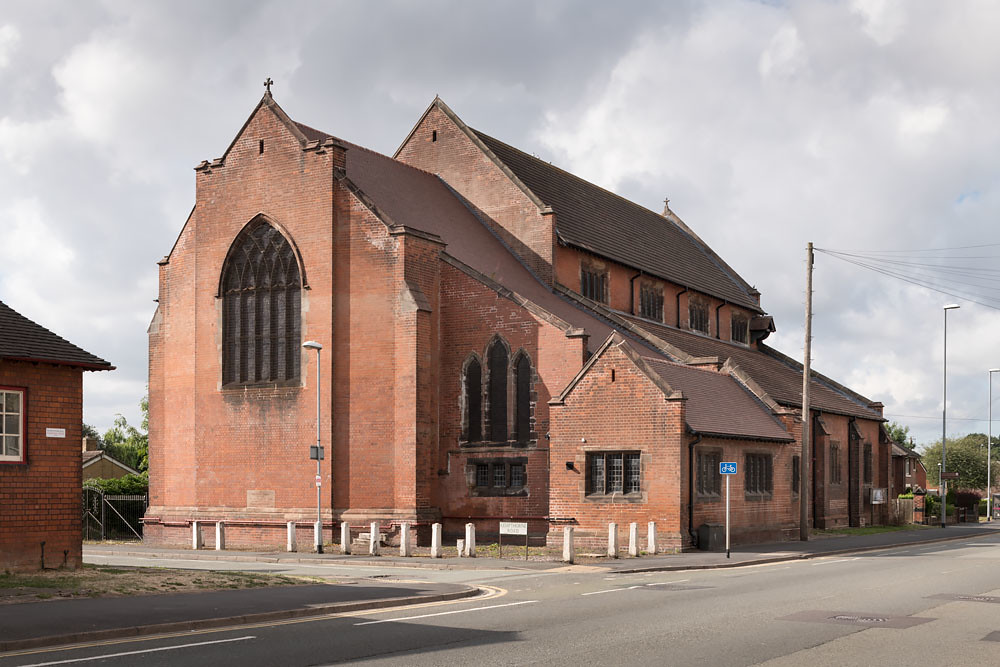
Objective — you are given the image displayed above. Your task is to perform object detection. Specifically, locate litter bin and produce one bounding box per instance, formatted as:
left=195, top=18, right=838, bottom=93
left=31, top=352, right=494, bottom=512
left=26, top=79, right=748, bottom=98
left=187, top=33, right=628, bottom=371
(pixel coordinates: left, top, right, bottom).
left=697, top=523, right=725, bottom=552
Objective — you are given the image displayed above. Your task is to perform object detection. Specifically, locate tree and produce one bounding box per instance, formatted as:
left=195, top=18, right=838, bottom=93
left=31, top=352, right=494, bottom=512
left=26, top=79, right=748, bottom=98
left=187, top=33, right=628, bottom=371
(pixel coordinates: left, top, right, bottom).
left=101, top=396, right=149, bottom=473
left=885, top=421, right=913, bottom=449
left=921, top=433, right=1000, bottom=490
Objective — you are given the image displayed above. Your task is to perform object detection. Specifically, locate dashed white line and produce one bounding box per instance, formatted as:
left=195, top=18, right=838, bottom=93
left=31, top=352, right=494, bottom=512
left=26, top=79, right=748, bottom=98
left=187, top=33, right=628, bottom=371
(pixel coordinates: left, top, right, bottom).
left=353, top=600, right=537, bottom=625
left=18, top=636, right=256, bottom=666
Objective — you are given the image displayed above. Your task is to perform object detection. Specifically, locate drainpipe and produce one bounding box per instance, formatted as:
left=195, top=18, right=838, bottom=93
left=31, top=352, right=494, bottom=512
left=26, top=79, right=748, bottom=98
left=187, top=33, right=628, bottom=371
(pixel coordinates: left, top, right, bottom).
left=688, top=432, right=702, bottom=547
left=629, top=272, right=642, bottom=315
left=676, top=288, right=689, bottom=328
left=715, top=302, right=725, bottom=340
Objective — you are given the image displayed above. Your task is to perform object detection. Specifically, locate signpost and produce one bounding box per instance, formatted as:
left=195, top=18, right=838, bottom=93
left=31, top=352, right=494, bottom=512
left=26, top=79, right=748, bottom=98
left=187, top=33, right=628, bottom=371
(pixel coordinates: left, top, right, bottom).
left=720, top=462, right=737, bottom=558
left=499, top=521, right=528, bottom=560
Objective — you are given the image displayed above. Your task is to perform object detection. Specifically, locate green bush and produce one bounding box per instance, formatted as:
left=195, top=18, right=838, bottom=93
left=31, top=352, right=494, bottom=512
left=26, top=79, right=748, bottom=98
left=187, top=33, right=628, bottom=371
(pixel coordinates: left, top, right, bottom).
left=84, top=473, right=148, bottom=495
left=897, top=492, right=914, bottom=499
left=980, top=498, right=989, bottom=516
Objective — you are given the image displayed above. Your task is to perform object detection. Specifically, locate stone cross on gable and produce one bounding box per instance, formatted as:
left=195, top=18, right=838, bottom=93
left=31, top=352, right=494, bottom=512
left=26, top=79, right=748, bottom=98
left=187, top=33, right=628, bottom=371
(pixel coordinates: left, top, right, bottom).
left=264, top=77, right=274, bottom=94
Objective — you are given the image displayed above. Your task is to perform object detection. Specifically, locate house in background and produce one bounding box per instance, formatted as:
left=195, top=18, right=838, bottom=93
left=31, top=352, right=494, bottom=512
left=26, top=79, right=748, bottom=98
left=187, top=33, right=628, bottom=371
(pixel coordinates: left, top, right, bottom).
left=891, top=441, right=927, bottom=496
left=145, top=92, right=891, bottom=551
left=82, top=437, right=140, bottom=482
left=0, top=300, right=113, bottom=570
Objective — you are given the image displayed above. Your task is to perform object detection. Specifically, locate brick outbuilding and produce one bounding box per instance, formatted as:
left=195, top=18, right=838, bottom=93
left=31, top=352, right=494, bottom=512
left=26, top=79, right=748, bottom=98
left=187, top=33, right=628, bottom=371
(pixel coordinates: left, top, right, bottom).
left=0, top=301, right=113, bottom=570
left=145, top=92, right=891, bottom=550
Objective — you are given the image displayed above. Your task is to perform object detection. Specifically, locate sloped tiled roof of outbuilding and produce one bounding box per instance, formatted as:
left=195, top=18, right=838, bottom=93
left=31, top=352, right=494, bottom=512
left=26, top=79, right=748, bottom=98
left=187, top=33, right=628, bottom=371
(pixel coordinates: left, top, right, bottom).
left=619, top=313, right=881, bottom=421
left=0, top=300, right=113, bottom=370
left=471, top=130, right=763, bottom=313
left=641, top=356, right=792, bottom=441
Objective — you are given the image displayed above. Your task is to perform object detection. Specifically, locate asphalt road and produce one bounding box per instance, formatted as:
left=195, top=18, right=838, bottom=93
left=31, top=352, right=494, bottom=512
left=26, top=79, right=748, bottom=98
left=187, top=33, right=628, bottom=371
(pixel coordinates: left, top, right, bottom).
left=4, top=533, right=999, bottom=666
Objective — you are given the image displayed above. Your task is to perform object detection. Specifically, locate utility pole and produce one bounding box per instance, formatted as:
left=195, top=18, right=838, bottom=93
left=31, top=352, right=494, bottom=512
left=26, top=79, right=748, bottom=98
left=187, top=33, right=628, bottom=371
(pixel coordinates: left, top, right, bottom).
left=801, top=242, right=813, bottom=541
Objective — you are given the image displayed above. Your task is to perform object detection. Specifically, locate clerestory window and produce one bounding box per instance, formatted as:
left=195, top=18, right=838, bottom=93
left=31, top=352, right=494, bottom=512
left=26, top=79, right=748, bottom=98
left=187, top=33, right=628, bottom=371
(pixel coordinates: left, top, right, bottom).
left=221, top=219, right=302, bottom=386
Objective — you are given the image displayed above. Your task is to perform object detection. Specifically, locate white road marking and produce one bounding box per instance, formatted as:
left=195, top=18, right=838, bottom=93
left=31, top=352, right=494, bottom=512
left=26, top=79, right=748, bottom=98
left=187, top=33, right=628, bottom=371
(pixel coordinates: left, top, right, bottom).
left=646, top=579, right=689, bottom=586
left=18, top=636, right=256, bottom=666
left=582, top=585, right=643, bottom=596
left=353, top=600, right=537, bottom=625
left=811, top=558, right=858, bottom=566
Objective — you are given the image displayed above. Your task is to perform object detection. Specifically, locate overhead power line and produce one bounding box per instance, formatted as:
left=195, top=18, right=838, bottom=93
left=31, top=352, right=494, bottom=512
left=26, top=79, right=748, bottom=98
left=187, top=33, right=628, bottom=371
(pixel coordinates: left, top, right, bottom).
left=815, top=244, right=1000, bottom=311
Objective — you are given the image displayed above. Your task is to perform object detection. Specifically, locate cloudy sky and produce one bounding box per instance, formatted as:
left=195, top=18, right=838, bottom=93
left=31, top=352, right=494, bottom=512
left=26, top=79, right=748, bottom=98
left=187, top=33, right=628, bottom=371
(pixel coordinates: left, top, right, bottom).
left=2, top=0, right=999, bottom=448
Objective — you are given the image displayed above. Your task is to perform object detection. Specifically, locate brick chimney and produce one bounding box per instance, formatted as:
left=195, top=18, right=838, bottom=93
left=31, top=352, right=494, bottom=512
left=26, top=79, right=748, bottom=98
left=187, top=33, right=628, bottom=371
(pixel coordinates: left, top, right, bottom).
left=82, top=437, right=100, bottom=453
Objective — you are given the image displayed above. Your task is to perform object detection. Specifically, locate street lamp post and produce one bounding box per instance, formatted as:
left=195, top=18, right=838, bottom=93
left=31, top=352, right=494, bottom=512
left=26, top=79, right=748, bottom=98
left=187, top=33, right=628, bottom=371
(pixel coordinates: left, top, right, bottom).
left=989, top=369, right=1000, bottom=522
left=942, top=304, right=960, bottom=528
left=303, top=341, right=324, bottom=553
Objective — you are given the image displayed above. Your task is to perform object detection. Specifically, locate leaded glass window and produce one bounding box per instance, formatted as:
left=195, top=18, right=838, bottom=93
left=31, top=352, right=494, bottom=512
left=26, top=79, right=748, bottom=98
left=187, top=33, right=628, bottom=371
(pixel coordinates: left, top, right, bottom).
left=221, top=220, right=301, bottom=385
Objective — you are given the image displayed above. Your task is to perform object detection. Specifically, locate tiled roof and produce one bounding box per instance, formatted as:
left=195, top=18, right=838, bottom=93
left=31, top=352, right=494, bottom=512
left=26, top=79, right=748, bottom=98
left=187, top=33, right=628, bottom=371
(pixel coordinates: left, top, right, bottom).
left=471, top=130, right=763, bottom=313
left=0, top=301, right=113, bottom=370
left=618, top=313, right=881, bottom=420
left=294, top=120, right=661, bottom=357
left=642, top=357, right=792, bottom=442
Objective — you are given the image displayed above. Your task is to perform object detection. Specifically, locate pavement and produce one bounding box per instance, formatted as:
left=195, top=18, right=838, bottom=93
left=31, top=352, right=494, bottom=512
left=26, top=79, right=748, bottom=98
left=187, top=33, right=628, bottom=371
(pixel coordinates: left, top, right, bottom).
left=2, top=521, right=998, bottom=654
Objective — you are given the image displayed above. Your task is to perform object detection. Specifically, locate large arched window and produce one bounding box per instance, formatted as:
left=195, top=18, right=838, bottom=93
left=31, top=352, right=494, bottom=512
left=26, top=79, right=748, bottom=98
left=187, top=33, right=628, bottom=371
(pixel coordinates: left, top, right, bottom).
left=487, top=338, right=508, bottom=442
left=513, top=352, right=532, bottom=443
left=463, top=356, right=482, bottom=442
left=221, top=219, right=302, bottom=385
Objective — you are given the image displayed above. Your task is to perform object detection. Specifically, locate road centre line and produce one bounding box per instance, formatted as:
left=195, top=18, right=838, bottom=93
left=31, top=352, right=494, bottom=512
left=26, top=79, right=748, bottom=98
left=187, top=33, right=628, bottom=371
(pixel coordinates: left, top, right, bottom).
left=16, top=636, right=256, bottom=667
left=811, top=558, right=858, bottom=566
left=583, top=580, right=690, bottom=596
left=354, top=600, right=537, bottom=625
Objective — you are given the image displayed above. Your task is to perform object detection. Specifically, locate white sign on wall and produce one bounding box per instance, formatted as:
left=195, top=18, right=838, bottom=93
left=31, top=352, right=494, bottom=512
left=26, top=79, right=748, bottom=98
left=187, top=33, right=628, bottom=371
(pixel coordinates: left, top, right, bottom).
left=45, top=428, right=66, bottom=439
left=499, top=521, right=528, bottom=535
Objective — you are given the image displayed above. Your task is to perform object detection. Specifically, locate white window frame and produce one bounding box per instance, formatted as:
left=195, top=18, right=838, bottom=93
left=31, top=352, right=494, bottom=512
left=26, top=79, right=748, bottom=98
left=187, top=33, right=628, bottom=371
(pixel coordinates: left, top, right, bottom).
left=0, top=387, right=26, bottom=464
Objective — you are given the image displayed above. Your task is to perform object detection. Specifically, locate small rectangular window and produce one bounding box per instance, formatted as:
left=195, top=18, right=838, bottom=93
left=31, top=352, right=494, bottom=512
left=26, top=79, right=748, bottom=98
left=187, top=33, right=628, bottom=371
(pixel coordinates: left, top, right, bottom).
left=0, top=388, right=25, bottom=463
left=792, top=455, right=800, bottom=495
left=581, top=265, right=608, bottom=304
left=493, top=464, right=507, bottom=488
left=586, top=451, right=642, bottom=496
left=731, top=313, right=749, bottom=344
left=476, top=463, right=490, bottom=488
left=639, top=283, right=664, bottom=321
left=864, top=443, right=872, bottom=484
left=745, top=453, right=773, bottom=498
left=830, top=443, right=842, bottom=484
left=510, top=463, right=525, bottom=488
left=697, top=450, right=721, bottom=497
left=689, top=298, right=709, bottom=334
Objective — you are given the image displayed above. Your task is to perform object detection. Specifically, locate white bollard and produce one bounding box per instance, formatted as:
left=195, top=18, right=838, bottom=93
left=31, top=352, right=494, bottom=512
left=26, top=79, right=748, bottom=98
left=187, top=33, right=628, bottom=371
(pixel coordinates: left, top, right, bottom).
left=215, top=522, right=226, bottom=551
left=369, top=521, right=380, bottom=556
left=314, top=520, right=323, bottom=553
left=340, top=521, right=351, bottom=554
left=457, top=538, right=465, bottom=557
left=628, top=522, right=638, bottom=557
left=647, top=521, right=657, bottom=555
left=399, top=522, right=412, bottom=557
left=431, top=523, right=443, bottom=558
left=562, top=526, right=575, bottom=563
left=608, top=522, right=619, bottom=558
left=191, top=521, right=203, bottom=550
left=286, top=521, right=297, bottom=552
left=464, top=522, right=476, bottom=558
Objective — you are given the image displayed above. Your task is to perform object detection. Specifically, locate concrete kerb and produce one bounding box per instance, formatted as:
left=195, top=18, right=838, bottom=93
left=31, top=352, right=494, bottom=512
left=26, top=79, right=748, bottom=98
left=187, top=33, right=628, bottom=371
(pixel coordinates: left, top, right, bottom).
left=0, top=586, right=481, bottom=654
left=612, top=529, right=999, bottom=574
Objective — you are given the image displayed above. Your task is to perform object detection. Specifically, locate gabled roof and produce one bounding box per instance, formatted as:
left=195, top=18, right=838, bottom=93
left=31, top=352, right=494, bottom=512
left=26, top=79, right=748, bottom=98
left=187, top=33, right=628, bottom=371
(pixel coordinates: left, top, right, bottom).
left=617, top=312, right=881, bottom=421
left=469, top=129, right=763, bottom=313
left=295, top=119, right=662, bottom=357
left=0, top=301, right=113, bottom=370
left=552, top=334, right=790, bottom=442
left=82, top=450, right=141, bottom=475
left=642, top=356, right=792, bottom=442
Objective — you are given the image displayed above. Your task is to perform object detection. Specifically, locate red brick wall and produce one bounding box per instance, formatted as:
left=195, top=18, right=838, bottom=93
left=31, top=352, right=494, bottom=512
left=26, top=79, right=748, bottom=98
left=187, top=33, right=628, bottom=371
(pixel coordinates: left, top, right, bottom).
left=548, top=343, right=687, bottom=550
left=690, top=436, right=799, bottom=545
left=396, top=105, right=555, bottom=285
left=435, top=262, right=586, bottom=540
left=0, top=361, right=83, bottom=570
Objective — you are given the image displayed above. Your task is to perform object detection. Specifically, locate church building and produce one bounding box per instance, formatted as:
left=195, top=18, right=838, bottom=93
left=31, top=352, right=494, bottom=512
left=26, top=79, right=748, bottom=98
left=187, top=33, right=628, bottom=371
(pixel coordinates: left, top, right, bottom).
left=144, top=91, right=893, bottom=551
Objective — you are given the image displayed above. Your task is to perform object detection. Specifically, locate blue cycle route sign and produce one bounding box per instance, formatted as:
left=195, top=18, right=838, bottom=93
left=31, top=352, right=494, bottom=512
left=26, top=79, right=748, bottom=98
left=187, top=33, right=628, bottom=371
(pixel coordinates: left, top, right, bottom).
left=720, top=461, right=738, bottom=475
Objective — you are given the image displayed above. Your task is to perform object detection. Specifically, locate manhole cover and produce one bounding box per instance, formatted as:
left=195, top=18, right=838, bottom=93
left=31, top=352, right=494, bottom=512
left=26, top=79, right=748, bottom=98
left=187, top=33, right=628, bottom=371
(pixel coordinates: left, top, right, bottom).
left=928, top=593, right=1000, bottom=604
left=780, top=610, right=933, bottom=629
